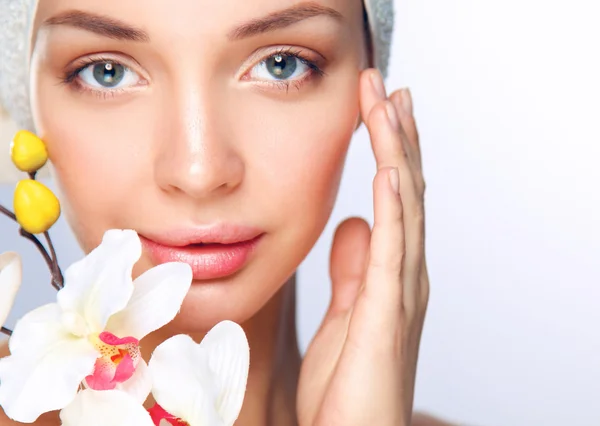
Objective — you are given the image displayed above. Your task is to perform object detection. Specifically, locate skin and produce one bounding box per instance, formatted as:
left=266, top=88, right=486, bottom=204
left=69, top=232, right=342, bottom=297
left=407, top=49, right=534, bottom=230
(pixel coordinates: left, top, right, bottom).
left=0, top=0, right=450, bottom=425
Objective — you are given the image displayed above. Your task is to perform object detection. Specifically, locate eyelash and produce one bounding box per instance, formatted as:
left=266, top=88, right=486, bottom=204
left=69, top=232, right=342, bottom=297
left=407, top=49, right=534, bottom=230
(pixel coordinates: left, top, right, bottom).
left=61, top=48, right=326, bottom=98
left=251, top=47, right=326, bottom=93
left=61, top=55, right=133, bottom=99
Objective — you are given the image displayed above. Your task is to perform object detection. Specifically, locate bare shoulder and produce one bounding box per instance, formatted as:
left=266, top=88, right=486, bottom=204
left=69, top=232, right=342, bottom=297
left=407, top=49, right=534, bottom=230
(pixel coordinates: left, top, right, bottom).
left=0, top=340, right=8, bottom=358
left=413, top=412, right=457, bottom=426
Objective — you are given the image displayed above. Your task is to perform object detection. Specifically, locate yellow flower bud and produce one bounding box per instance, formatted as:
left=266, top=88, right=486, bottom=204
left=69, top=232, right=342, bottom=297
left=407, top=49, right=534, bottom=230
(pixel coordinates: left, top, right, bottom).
left=13, top=180, right=61, bottom=234
left=10, top=130, right=49, bottom=173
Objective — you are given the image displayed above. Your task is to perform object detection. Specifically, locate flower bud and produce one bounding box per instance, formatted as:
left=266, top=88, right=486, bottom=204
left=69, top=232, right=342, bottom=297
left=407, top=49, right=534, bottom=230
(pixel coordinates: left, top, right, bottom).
left=10, top=130, right=49, bottom=173
left=13, top=180, right=61, bottom=234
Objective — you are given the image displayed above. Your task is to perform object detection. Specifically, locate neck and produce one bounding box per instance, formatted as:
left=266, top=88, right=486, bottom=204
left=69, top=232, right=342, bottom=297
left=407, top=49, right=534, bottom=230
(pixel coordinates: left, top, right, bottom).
left=240, top=275, right=301, bottom=426
left=141, top=274, right=301, bottom=426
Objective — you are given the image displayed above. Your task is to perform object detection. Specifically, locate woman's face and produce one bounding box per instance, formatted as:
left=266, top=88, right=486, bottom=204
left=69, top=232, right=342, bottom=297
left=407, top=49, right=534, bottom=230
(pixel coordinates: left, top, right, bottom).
left=29, top=0, right=367, bottom=330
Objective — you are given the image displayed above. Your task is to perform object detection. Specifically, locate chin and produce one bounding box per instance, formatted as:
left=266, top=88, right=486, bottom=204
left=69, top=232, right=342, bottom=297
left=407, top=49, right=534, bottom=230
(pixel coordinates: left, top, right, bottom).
left=140, top=253, right=296, bottom=334
left=170, top=291, right=263, bottom=332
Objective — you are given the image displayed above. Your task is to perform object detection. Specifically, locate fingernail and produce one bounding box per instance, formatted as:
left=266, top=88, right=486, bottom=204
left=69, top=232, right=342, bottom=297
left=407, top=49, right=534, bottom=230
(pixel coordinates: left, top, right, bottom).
left=385, top=102, right=400, bottom=131
left=370, top=70, right=386, bottom=99
left=402, top=88, right=413, bottom=115
left=388, top=168, right=400, bottom=194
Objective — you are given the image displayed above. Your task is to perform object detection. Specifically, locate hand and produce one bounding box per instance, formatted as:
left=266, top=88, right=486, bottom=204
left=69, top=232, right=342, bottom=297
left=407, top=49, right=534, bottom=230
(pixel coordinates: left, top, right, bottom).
left=297, top=69, right=429, bottom=426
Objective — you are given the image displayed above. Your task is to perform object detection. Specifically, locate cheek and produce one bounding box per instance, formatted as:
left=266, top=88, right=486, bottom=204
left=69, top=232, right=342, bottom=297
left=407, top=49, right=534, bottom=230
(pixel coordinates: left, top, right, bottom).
left=239, top=78, right=360, bottom=236
left=278, top=108, right=355, bottom=217
left=30, top=76, right=154, bottom=252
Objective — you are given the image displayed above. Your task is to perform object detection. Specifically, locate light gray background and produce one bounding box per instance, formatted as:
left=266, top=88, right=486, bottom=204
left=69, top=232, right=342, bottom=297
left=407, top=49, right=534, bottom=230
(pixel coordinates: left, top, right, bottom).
left=1, top=0, right=599, bottom=425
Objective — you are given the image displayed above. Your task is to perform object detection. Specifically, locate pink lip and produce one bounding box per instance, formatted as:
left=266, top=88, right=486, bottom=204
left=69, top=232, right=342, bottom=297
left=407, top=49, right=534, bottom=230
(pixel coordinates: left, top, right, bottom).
left=139, top=225, right=263, bottom=281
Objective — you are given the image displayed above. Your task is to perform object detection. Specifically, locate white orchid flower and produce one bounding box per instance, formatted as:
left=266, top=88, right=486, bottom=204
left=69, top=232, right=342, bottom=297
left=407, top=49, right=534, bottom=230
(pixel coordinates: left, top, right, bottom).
left=58, top=321, right=249, bottom=426
left=0, top=252, right=22, bottom=329
left=60, top=389, right=155, bottom=426
left=148, top=321, right=250, bottom=426
left=0, top=229, right=192, bottom=423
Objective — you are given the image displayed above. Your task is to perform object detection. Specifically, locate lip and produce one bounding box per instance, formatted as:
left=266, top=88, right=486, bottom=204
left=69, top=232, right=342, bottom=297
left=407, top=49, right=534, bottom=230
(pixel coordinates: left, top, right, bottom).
left=139, top=225, right=264, bottom=281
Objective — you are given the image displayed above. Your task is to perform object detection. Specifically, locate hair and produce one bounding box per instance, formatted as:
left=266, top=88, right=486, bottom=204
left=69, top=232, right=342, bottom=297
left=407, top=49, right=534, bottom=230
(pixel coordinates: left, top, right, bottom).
left=363, top=3, right=375, bottom=70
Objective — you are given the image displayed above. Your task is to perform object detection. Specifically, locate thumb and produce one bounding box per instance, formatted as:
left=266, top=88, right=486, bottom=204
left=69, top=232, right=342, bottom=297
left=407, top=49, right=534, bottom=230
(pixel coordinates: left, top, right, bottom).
left=328, top=217, right=371, bottom=316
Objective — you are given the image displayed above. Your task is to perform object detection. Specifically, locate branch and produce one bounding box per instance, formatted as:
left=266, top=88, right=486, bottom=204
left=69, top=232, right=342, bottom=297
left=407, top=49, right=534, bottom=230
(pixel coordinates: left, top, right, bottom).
left=1, top=202, right=63, bottom=291
left=0, top=204, right=16, bottom=221
left=17, top=228, right=61, bottom=292
left=44, top=231, right=64, bottom=289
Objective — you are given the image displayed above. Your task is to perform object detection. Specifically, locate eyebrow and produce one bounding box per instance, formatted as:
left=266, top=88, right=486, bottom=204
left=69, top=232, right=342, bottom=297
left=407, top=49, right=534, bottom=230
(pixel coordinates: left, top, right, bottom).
left=42, top=2, right=342, bottom=43
left=228, top=2, right=344, bottom=40
left=43, top=10, right=150, bottom=42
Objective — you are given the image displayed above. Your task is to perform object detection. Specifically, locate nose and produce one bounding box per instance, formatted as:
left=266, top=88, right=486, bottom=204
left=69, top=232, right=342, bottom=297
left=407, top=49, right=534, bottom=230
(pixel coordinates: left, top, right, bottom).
left=154, top=87, right=244, bottom=200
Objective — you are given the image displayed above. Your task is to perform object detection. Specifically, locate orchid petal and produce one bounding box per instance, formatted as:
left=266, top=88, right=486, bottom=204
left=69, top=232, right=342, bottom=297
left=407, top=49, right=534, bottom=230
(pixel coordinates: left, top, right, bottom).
left=57, top=230, right=141, bottom=332
left=199, top=321, right=250, bottom=426
left=0, top=252, right=22, bottom=327
left=8, top=304, right=70, bottom=355
left=0, top=306, right=98, bottom=423
left=84, top=332, right=141, bottom=391
left=187, top=392, right=224, bottom=426
left=148, top=403, right=187, bottom=426
left=148, top=334, right=223, bottom=426
left=106, top=262, right=192, bottom=340
left=98, top=331, right=139, bottom=346
left=112, top=354, right=136, bottom=383
left=85, top=356, right=119, bottom=391
left=60, top=390, right=154, bottom=426
left=115, top=358, right=152, bottom=404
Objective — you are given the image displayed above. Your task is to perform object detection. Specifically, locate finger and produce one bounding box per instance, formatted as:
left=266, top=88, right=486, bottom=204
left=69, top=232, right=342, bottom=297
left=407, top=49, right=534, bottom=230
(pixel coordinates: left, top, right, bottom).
left=365, top=101, right=424, bottom=313
left=390, top=89, right=422, bottom=173
left=329, top=218, right=371, bottom=316
left=387, top=90, right=419, bottom=179
left=359, top=69, right=387, bottom=126
left=390, top=89, right=419, bottom=152
left=389, top=90, right=427, bottom=312
left=363, top=167, right=405, bottom=320
left=419, top=257, right=431, bottom=315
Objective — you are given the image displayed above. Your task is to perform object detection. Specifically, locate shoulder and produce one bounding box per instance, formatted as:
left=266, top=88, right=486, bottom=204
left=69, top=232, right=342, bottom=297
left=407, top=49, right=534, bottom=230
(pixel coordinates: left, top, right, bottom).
left=413, top=412, right=457, bottom=426
left=0, top=339, right=8, bottom=358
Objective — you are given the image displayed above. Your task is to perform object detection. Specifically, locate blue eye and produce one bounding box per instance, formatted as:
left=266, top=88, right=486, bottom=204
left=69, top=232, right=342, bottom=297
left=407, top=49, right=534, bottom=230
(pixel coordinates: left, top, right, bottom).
left=78, top=61, right=141, bottom=89
left=251, top=54, right=310, bottom=81
left=266, top=55, right=298, bottom=79
left=92, top=62, right=124, bottom=87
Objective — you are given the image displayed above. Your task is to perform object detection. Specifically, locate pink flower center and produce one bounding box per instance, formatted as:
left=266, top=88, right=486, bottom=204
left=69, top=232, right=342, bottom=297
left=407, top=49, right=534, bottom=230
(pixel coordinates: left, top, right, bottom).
left=148, top=403, right=189, bottom=426
left=85, top=331, right=141, bottom=391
